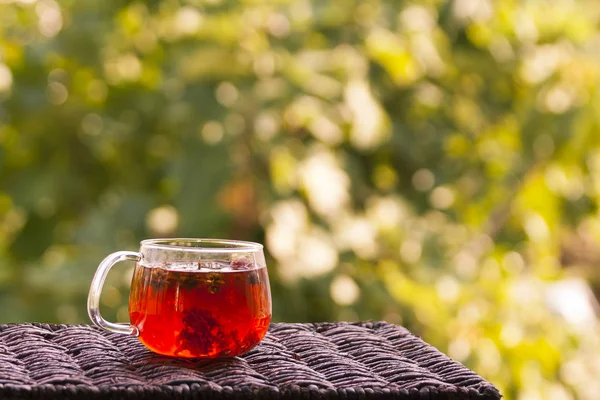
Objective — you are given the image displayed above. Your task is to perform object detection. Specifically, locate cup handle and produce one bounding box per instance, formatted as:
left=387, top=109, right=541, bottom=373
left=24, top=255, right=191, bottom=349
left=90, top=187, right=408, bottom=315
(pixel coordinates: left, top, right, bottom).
left=87, top=251, right=140, bottom=335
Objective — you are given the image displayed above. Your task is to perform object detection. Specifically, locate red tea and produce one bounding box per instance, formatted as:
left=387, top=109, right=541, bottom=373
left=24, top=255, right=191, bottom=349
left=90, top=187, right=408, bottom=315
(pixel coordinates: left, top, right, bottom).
left=129, top=260, right=271, bottom=358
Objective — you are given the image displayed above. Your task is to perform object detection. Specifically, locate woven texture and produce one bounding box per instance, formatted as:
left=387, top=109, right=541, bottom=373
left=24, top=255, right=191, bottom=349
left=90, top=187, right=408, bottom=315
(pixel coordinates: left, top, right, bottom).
left=0, top=322, right=501, bottom=399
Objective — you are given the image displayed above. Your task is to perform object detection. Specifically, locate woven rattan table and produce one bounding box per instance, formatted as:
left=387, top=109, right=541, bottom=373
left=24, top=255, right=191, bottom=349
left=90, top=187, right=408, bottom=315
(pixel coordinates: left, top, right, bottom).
left=0, top=322, right=501, bottom=399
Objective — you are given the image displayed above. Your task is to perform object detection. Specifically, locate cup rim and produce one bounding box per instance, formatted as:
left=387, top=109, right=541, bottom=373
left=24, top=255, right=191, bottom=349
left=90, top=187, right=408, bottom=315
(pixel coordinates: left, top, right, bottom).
left=140, top=238, right=263, bottom=253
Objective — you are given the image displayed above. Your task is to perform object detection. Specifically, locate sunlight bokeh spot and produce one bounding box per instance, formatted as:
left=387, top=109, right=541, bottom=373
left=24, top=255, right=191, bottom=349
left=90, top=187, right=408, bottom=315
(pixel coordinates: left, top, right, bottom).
left=36, top=0, right=62, bottom=38
left=0, top=64, right=13, bottom=92
left=46, top=82, right=68, bottom=105
left=81, top=113, right=103, bottom=136
left=215, top=82, right=239, bottom=107
left=174, top=7, right=203, bottom=36
left=146, top=205, right=179, bottom=236
left=201, top=121, right=224, bottom=145
left=300, top=150, right=350, bottom=217
left=345, top=80, right=389, bottom=150
left=330, top=275, right=360, bottom=306
left=412, top=169, right=435, bottom=191
left=430, top=186, right=455, bottom=209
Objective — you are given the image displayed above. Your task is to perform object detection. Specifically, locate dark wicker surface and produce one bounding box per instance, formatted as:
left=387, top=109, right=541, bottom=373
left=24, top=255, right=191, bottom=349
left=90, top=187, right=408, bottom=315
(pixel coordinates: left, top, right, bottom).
left=0, top=322, right=501, bottom=399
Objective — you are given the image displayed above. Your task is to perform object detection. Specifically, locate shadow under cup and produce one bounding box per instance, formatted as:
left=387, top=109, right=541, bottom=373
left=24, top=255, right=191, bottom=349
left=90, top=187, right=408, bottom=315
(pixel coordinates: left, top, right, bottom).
left=89, top=239, right=272, bottom=359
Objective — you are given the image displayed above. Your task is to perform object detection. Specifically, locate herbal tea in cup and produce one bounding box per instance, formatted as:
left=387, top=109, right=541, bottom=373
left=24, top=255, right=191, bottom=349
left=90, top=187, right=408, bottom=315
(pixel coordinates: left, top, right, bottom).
left=87, top=239, right=272, bottom=358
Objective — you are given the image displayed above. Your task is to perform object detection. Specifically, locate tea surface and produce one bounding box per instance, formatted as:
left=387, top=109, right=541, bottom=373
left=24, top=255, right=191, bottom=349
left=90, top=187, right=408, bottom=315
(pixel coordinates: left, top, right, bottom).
left=129, top=261, right=271, bottom=358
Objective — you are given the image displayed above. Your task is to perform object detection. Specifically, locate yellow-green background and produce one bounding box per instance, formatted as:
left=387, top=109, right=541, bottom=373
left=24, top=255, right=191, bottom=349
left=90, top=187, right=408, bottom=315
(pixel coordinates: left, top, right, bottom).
left=1, top=0, right=599, bottom=398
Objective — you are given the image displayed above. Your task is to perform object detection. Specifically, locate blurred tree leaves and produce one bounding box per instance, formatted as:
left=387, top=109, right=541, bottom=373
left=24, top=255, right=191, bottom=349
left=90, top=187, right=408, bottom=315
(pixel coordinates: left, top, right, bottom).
left=1, top=0, right=600, bottom=398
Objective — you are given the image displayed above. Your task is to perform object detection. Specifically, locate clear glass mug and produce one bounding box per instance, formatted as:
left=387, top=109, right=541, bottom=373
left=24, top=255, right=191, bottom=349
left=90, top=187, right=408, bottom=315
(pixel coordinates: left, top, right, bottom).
left=87, top=239, right=272, bottom=358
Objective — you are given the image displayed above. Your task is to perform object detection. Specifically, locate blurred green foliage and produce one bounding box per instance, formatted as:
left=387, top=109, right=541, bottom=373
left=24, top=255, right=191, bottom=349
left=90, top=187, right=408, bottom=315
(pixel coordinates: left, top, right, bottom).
left=1, top=0, right=600, bottom=398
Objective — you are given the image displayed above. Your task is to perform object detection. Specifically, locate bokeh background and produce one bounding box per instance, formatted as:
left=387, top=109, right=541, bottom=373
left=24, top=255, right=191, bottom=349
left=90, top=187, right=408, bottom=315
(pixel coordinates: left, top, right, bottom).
left=1, top=0, right=600, bottom=398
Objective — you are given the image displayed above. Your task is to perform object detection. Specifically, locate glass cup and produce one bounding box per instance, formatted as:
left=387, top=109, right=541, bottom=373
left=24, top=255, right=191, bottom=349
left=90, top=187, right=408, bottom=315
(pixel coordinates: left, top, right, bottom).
left=87, top=238, right=272, bottom=358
